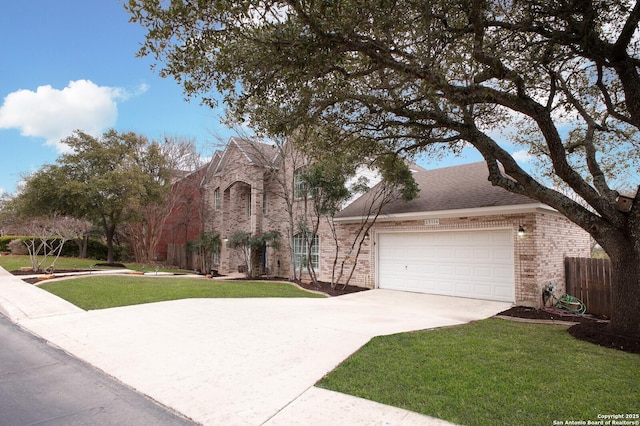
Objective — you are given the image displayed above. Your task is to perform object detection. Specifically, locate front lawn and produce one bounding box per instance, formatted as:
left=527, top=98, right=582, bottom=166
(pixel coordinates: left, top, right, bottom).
left=0, top=255, right=193, bottom=274
left=39, top=276, right=325, bottom=310
left=0, top=255, right=116, bottom=272
left=317, top=318, right=639, bottom=426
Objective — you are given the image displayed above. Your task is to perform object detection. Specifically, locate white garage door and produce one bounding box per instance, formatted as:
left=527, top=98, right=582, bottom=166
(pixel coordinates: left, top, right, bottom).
left=377, top=229, right=515, bottom=302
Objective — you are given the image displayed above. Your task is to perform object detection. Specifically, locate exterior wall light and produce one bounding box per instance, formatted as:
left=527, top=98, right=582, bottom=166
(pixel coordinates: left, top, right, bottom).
left=517, top=226, right=525, bottom=237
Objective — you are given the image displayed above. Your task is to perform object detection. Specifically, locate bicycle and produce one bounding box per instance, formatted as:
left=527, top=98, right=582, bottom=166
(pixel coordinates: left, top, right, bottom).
left=542, top=282, right=587, bottom=315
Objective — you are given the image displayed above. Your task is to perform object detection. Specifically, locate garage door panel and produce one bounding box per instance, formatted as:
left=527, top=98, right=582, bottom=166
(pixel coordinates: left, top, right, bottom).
left=474, top=283, right=493, bottom=298
left=493, top=231, right=512, bottom=244
left=493, top=248, right=512, bottom=261
left=473, top=249, right=492, bottom=261
left=456, top=281, right=474, bottom=295
left=454, top=247, right=472, bottom=260
left=472, top=265, right=492, bottom=278
left=494, top=266, right=513, bottom=279
left=437, top=264, right=454, bottom=276
left=494, top=286, right=513, bottom=298
left=455, top=265, right=473, bottom=277
left=378, top=230, right=515, bottom=302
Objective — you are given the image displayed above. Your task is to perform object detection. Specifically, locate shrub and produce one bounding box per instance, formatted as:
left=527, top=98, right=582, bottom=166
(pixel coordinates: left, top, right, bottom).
left=2, top=236, right=127, bottom=261
left=8, top=239, right=28, bottom=255
left=62, top=238, right=128, bottom=261
left=0, top=236, right=26, bottom=252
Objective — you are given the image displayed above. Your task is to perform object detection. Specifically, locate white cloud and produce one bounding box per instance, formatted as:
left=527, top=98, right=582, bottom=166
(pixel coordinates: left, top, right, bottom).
left=512, top=149, right=533, bottom=163
left=0, top=80, right=148, bottom=152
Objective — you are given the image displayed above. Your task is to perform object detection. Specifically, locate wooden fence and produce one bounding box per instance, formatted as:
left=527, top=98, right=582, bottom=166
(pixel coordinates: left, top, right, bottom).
left=565, top=257, right=612, bottom=318
left=167, top=243, right=201, bottom=271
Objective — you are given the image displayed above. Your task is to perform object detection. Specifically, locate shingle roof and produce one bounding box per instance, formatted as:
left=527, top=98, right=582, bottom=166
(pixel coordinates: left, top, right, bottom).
left=336, top=162, right=536, bottom=218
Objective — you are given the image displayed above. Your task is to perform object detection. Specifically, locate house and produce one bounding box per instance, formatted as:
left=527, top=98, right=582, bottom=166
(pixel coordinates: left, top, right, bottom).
left=158, top=138, right=591, bottom=308
left=331, top=162, right=591, bottom=307
left=158, top=137, right=305, bottom=276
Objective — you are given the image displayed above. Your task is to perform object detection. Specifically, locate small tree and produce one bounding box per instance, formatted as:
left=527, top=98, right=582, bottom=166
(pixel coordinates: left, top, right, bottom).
left=18, top=216, right=91, bottom=272
left=126, top=136, right=204, bottom=263
left=296, top=158, right=353, bottom=286
left=331, top=154, right=419, bottom=288
left=188, top=232, right=221, bottom=274
left=228, top=230, right=281, bottom=279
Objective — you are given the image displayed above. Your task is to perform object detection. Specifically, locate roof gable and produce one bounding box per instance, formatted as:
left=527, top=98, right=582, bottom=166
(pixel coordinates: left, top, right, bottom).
left=212, top=137, right=277, bottom=175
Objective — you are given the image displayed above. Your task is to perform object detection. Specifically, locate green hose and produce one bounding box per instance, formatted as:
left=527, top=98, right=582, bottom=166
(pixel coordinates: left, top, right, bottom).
left=555, top=294, right=587, bottom=314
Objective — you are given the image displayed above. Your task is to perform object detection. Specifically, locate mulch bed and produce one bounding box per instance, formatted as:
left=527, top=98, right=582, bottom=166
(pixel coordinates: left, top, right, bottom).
left=12, top=269, right=96, bottom=285
left=10, top=269, right=94, bottom=276
left=294, top=280, right=369, bottom=297
left=498, top=306, right=640, bottom=354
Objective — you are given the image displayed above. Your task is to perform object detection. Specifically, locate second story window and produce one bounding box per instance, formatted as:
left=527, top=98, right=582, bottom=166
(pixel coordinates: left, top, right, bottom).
left=294, top=169, right=308, bottom=199
left=213, top=188, right=221, bottom=210
left=262, top=191, right=268, bottom=215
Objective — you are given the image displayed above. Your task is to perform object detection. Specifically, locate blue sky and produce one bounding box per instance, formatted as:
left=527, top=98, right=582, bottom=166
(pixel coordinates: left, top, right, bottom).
left=0, top=1, right=237, bottom=195
left=0, top=1, right=505, bottom=196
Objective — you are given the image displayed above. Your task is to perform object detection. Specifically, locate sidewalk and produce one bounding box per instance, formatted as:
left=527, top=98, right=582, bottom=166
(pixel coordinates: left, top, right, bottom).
left=0, top=267, right=488, bottom=425
left=0, top=267, right=84, bottom=321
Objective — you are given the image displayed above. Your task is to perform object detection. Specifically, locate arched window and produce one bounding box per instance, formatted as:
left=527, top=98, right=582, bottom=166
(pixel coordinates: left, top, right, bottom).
left=293, top=233, right=319, bottom=270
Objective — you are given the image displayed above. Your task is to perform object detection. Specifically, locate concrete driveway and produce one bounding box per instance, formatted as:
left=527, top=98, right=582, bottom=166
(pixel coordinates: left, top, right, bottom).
left=1, top=270, right=511, bottom=425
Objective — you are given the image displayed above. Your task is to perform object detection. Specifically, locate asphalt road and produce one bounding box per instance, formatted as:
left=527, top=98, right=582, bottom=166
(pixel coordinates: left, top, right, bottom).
left=0, top=314, right=197, bottom=426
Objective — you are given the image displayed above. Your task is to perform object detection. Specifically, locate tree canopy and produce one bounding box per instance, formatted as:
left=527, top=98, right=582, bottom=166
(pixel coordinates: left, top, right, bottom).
left=126, top=0, right=640, bottom=336
left=12, top=130, right=174, bottom=263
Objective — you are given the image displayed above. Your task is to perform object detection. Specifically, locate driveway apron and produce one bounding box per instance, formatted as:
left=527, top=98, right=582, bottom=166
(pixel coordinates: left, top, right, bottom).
left=1, top=271, right=510, bottom=425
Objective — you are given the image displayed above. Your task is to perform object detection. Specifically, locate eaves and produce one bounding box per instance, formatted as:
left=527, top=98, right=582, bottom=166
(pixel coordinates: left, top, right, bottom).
left=333, top=203, right=557, bottom=223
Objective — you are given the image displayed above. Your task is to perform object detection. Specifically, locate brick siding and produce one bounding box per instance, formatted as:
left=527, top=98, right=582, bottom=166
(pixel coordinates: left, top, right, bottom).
left=318, top=212, right=590, bottom=307
left=160, top=138, right=591, bottom=307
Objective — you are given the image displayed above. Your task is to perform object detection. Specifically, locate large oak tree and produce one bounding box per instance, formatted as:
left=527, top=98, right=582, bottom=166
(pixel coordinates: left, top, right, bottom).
left=13, top=130, right=171, bottom=263
left=126, top=0, right=640, bottom=336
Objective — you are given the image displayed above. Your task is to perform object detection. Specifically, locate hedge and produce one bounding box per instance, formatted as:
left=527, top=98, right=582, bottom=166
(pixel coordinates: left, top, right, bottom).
left=0, top=236, right=127, bottom=261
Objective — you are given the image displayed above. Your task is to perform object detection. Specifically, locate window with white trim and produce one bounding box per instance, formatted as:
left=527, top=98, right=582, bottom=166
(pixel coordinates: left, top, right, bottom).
left=212, top=246, right=220, bottom=265
left=294, top=233, right=319, bottom=270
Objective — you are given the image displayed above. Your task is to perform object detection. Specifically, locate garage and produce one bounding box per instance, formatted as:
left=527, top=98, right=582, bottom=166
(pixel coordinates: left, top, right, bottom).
left=377, top=229, right=515, bottom=302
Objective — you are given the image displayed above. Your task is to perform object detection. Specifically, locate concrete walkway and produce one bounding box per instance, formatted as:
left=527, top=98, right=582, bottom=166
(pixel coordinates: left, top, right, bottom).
left=0, top=267, right=511, bottom=425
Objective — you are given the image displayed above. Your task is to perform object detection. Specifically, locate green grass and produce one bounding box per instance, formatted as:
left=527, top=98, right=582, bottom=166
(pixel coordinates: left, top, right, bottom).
left=317, top=319, right=639, bottom=426
left=38, top=276, right=325, bottom=309
left=0, top=255, right=193, bottom=274
left=0, top=255, right=107, bottom=272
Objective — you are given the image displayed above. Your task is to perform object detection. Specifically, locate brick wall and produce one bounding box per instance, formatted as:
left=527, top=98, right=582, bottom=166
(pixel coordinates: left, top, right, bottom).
left=316, top=211, right=590, bottom=307
left=531, top=212, right=591, bottom=301
left=156, top=167, right=208, bottom=260
left=165, top=139, right=592, bottom=307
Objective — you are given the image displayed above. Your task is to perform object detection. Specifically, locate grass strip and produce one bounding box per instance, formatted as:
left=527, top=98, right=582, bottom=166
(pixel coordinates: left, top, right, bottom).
left=0, top=255, right=193, bottom=274
left=317, top=318, right=639, bottom=426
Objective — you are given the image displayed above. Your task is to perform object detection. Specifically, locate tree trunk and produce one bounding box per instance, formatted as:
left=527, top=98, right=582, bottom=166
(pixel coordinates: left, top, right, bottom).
left=104, top=222, right=116, bottom=264
left=608, top=248, right=640, bottom=337
left=81, top=235, right=88, bottom=258
left=74, top=237, right=89, bottom=259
